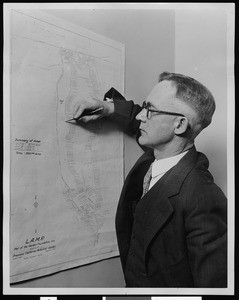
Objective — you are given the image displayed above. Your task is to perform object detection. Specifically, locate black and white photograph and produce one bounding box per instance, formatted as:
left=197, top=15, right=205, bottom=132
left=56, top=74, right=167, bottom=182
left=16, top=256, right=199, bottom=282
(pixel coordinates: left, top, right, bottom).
left=2, top=2, right=236, bottom=297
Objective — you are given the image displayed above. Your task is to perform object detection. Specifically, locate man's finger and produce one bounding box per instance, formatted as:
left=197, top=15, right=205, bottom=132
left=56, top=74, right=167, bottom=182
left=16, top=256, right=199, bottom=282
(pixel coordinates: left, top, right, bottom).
left=73, top=103, right=85, bottom=119
left=79, top=114, right=100, bottom=123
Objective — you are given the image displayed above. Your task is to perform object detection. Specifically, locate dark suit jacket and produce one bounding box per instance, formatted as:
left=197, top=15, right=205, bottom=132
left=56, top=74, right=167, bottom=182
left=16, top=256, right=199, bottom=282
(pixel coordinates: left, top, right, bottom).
left=104, top=88, right=227, bottom=287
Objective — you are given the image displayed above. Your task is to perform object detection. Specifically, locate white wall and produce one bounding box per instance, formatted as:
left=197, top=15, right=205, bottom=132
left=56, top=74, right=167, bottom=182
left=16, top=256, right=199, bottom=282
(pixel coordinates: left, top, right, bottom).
left=175, top=7, right=229, bottom=195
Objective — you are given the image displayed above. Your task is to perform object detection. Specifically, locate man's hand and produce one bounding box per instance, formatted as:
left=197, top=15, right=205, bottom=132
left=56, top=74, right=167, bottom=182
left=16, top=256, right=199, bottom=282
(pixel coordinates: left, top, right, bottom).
left=73, top=98, right=114, bottom=122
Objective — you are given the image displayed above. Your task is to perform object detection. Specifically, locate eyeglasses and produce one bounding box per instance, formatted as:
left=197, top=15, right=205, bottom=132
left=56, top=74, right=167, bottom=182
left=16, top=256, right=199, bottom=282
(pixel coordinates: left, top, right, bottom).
left=142, top=101, right=186, bottom=120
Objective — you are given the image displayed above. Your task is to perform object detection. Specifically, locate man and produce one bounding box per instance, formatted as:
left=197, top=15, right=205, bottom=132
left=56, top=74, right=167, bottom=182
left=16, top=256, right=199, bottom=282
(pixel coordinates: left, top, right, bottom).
left=73, top=72, right=227, bottom=287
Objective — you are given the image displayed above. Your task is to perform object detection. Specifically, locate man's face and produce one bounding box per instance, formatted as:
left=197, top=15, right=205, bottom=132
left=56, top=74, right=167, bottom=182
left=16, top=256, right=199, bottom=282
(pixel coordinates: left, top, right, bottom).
left=136, top=80, right=185, bottom=150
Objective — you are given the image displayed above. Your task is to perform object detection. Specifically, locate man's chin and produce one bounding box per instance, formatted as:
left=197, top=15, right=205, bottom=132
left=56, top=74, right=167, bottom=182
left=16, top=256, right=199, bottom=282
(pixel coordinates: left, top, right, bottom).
left=138, top=136, right=147, bottom=146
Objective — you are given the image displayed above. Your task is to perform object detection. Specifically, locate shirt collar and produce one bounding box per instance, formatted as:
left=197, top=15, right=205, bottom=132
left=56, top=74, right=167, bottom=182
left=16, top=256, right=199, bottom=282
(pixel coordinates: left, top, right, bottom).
left=151, top=151, right=189, bottom=178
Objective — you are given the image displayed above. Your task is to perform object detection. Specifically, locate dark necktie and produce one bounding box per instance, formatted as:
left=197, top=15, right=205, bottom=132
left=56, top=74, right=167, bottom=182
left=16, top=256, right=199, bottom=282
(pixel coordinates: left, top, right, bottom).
left=141, top=163, right=153, bottom=198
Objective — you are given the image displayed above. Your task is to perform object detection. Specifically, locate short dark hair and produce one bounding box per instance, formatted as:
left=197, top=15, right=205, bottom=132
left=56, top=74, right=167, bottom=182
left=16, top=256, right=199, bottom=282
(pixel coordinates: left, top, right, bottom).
left=158, top=71, right=216, bottom=129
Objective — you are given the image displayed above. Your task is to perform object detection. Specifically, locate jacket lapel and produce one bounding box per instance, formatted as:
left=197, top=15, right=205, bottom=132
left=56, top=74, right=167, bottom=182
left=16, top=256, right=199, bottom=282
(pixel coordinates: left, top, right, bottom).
left=135, top=173, right=174, bottom=262
left=134, top=146, right=199, bottom=262
left=118, top=149, right=155, bottom=209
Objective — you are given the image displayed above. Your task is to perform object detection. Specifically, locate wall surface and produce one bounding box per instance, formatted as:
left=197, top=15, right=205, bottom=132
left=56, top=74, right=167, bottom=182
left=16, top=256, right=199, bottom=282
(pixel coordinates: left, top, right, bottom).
left=12, top=8, right=175, bottom=288
left=175, top=8, right=229, bottom=195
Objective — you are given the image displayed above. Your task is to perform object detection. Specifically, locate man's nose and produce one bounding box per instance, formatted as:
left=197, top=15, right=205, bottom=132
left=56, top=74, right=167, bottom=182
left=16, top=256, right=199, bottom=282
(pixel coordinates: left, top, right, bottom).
left=136, top=108, right=147, bottom=122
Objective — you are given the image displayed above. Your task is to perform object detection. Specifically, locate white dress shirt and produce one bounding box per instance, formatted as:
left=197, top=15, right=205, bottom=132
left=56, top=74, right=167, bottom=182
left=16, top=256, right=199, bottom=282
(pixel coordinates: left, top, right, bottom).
left=148, top=151, right=189, bottom=190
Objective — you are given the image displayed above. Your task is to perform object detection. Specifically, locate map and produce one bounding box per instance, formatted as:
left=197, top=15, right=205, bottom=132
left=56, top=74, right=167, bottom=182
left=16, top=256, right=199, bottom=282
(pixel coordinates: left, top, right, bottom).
left=9, top=10, right=124, bottom=283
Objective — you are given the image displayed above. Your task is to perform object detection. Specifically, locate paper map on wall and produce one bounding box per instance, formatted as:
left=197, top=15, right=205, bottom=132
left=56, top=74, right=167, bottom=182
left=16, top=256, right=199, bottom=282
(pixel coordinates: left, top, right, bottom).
left=10, top=9, right=124, bottom=283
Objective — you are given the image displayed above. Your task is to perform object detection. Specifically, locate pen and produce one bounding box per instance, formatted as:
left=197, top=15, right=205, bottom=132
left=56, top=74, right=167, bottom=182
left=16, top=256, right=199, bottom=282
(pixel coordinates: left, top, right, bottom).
left=65, top=107, right=104, bottom=122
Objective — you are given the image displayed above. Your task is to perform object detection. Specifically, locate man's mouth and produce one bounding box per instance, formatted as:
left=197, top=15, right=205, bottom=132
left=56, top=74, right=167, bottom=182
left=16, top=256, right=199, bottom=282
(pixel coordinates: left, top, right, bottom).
left=139, top=128, right=146, bottom=134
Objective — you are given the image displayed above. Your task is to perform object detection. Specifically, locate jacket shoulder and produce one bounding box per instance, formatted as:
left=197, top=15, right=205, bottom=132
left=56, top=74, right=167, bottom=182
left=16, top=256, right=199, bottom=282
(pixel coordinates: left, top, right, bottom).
left=180, top=152, right=227, bottom=218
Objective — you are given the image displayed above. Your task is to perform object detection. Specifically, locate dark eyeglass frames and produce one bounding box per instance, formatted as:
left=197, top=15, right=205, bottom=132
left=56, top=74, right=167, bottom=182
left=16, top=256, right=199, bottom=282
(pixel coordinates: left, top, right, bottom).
left=142, top=101, right=186, bottom=120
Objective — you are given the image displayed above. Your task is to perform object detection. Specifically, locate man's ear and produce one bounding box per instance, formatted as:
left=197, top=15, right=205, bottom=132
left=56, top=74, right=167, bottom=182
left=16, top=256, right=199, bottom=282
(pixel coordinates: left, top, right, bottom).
left=174, top=117, right=190, bottom=135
